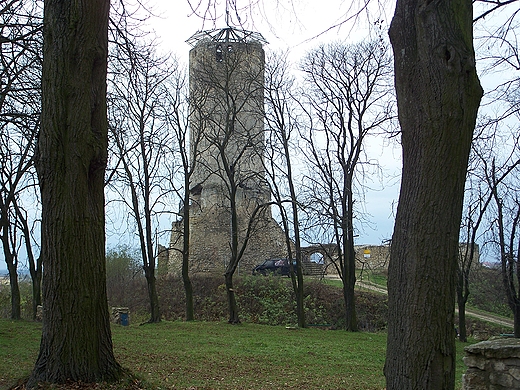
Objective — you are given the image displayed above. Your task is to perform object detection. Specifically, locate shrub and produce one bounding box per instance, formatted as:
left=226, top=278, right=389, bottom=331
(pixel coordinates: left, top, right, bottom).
left=0, top=276, right=35, bottom=320
left=469, top=266, right=511, bottom=318
left=109, top=274, right=389, bottom=330
left=238, top=275, right=296, bottom=325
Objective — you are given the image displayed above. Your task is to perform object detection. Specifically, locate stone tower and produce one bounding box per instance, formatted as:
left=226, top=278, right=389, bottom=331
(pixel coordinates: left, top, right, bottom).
left=167, top=27, right=286, bottom=275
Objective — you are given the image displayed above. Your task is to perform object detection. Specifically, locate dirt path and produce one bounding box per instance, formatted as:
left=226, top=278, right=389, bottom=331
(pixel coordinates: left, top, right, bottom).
left=354, top=279, right=514, bottom=328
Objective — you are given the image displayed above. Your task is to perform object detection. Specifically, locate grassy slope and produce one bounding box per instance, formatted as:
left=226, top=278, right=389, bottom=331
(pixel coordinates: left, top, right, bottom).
left=0, top=319, right=473, bottom=390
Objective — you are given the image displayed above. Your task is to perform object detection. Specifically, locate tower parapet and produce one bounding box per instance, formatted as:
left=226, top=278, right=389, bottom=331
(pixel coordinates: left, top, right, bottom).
left=186, top=27, right=268, bottom=47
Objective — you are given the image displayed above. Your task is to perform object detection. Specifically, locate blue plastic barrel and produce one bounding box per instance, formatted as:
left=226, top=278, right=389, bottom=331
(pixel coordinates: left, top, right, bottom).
left=120, top=312, right=129, bottom=326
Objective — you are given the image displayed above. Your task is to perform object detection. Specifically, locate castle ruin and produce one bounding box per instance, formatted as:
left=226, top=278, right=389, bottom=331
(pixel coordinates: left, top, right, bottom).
left=165, top=27, right=287, bottom=275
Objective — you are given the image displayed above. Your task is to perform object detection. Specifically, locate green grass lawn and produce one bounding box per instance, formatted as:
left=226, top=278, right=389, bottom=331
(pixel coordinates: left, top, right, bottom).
left=0, top=319, right=473, bottom=390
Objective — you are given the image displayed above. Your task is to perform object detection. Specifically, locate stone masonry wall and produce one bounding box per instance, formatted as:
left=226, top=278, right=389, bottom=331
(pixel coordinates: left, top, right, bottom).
left=463, top=338, right=520, bottom=389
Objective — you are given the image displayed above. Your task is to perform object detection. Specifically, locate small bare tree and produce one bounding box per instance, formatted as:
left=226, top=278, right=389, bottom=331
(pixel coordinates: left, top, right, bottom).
left=0, top=0, right=42, bottom=320
left=163, top=65, right=198, bottom=321
left=457, top=3, right=520, bottom=340
left=457, top=121, right=520, bottom=341
left=299, top=39, right=393, bottom=331
left=264, top=51, right=306, bottom=328
left=107, top=36, right=176, bottom=323
left=490, top=159, right=520, bottom=336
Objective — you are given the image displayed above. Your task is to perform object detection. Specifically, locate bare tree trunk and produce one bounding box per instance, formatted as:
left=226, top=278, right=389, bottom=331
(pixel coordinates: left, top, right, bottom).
left=385, top=0, right=482, bottom=387
left=144, top=266, right=161, bottom=323
left=143, top=162, right=161, bottom=323
left=457, top=300, right=468, bottom=342
left=343, top=238, right=357, bottom=332
left=343, top=182, right=358, bottom=332
left=6, top=259, right=21, bottom=320
left=494, top=179, right=520, bottom=338
left=225, top=187, right=241, bottom=325
left=287, top=156, right=305, bottom=329
left=456, top=243, right=471, bottom=342
left=1, top=211, right=21, bottom=319
left=225, top=271, right=240, bottom=324
left=264, top=54, right=305, bottom=328
left=16, top=202, right=42, bottom=320
left=31, top=271, right=42, bottom=320
left=28, top=0, right=121, bottom=385
left=182, top=189, right=194, bottom=321
left=514, top=305, right=520, bottom=338
left=456, top=275, right=468, bottom=342
left=182, top=258, right=195, bottom=321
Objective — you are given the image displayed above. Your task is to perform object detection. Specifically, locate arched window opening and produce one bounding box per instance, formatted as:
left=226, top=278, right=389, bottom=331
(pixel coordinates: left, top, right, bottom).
left=310, top=252, right=324, bottom=264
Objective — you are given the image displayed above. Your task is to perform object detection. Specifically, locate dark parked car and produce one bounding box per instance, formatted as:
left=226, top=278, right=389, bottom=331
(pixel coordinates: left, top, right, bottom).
left=252, top=258, right=294, bottom=276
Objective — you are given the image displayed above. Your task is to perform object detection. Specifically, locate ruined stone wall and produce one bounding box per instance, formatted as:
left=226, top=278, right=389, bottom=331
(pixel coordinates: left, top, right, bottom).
left=355, top=245, right=391, bottom=270
left=463, top=338, right=520, bottom=389
left=167, top=210, right=287, bottom=276
left=314, top=244, right=391, bottom=276
left=318, top=243, right=479, bottom=275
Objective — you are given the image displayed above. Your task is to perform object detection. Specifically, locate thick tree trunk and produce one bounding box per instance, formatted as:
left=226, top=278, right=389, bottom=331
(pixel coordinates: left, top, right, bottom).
left=342, top=281, right=357, bottom=331
left=28, top=0, right=121, bottom=386
left=385, top=0, right=482, bottom=388
left=182, top=264, right=194, bottom=321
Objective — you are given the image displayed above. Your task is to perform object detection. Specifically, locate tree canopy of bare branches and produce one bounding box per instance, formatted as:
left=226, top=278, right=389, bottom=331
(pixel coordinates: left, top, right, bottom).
left=0, top=0, right=42, bottom=320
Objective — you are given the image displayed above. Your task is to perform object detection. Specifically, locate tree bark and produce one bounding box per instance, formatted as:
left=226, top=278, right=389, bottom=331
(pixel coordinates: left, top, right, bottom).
left=182, top=184, right=194, bottom=321
left=343, top=245, right=358, bottom=332
left=182, top=259, right=195, bottom=321
left=31, top=272, right=42, bottom=320
left=514, top=304, right=520, bottom=338
left=6, top=258, right=21, bottom=320
left=144, top=266, right=161, bottom=323
left=286, top=139, right=305, bottom=329
left=343, top=177, right=358, bottom=332
left=1, top=211, right=21, bottom=319
left=385, top=0, right=482, bottom=388
left=456, top=246, right=470, bottom=342
left=225, top=272, right=240, bottom=324
left=456, top=276, right=468, bottom=342
left=28, top=0, right=121, bottom=386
